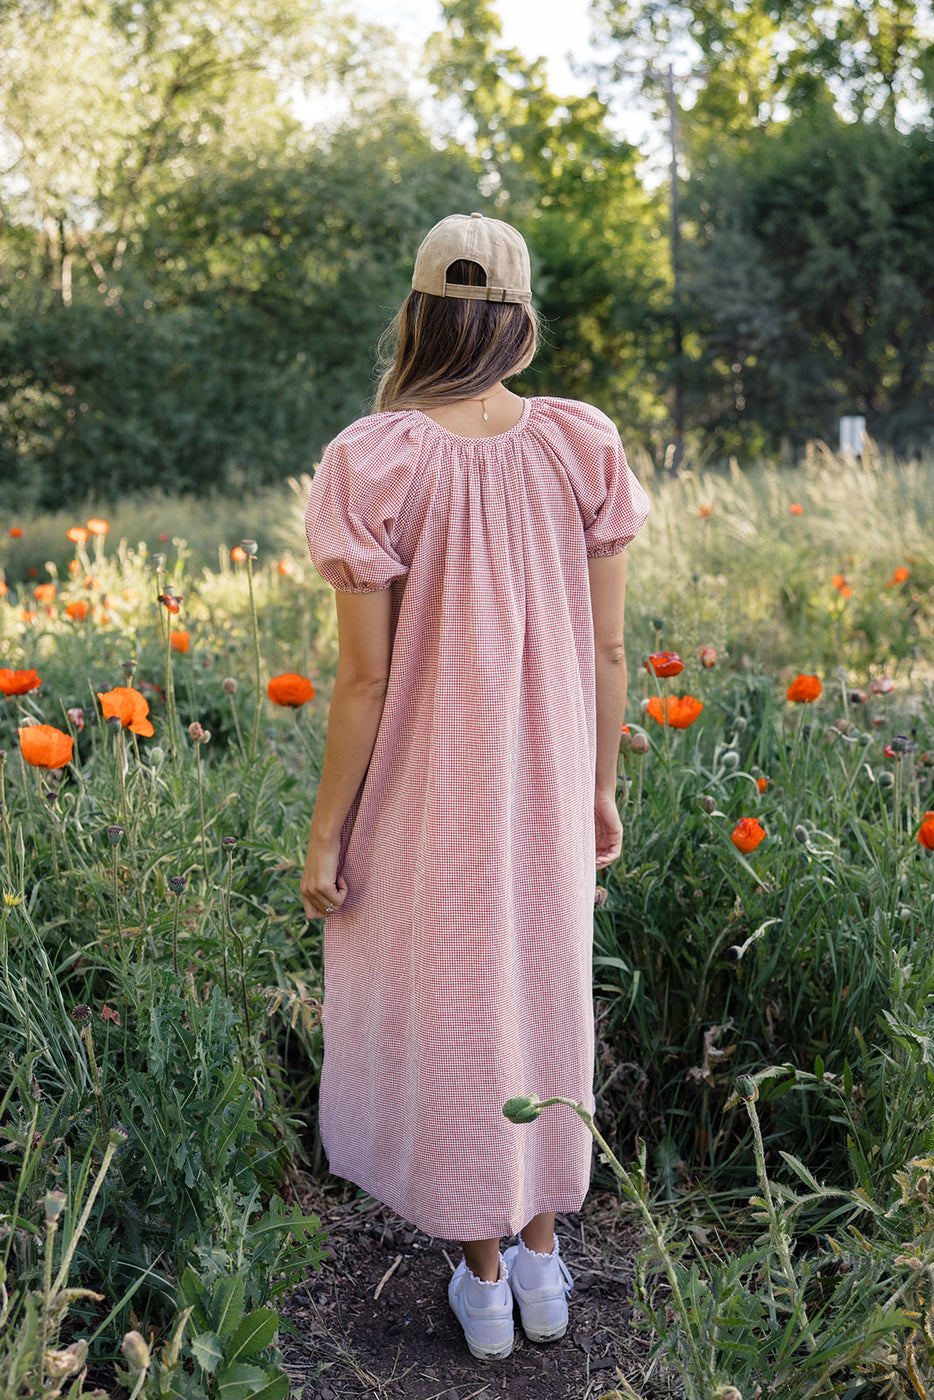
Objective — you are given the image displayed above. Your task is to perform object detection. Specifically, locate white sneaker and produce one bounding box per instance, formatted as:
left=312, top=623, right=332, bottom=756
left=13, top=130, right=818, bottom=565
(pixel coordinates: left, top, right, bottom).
left=502, top=1235, right=573, bottom=1343
left=448, top=1257, right=515, bottom=1360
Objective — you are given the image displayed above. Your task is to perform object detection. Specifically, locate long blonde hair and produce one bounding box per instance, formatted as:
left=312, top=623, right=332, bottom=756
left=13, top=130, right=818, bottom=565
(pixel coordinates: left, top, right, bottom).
left=375, top=260, right=539, bottom=412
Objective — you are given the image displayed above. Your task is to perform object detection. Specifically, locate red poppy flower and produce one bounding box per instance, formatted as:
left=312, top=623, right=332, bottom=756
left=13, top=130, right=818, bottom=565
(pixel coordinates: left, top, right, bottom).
left=98, top=686, right=155, bottom=736
left=757, top=777, right=768, bottom=793
left=699, top=646, right=717, bottom=668
left=787, top=675, right=821, bottom=703
left=86, top=518, right=109, bottom=536
left=918, top=813, right=934, bottom=852
left=0, top=668, right=42, bottom=696
left=731, top=817, right=766, bottom=853
left=170, top=630, right=190, bottom=653
left=885, top=566, right=909, bottom=588
left=65, top=600, right=90, bottom=621
left=66, top=526, right=89, bottom=545
left=33, top=583, right=55, bottom=603
left=231, top=546, right=247, bottom=563
left=645, top=651, right=684, bottom=678
left=645, top=695, right=703, bottom=729
left=158, top=594, right=183, bottom=614
left=267, top=673, right=315, bottom=707
left=789, top=503, right=804, bottom=515
left=8, top=526, right=22, bottom=538
left=158, top=532, right=169, bottom=543
left=18, top=724, right=74, bottom=769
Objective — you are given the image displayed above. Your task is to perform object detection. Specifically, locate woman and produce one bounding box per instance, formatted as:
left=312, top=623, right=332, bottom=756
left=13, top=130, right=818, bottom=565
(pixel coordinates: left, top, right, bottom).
left=300, top=212, right=649, bottom=1361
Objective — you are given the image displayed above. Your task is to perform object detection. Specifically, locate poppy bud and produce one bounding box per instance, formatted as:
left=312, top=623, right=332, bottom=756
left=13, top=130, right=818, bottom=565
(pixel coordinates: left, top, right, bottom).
left=735, top=1076, right=758, bottom=1102
left=109, top=1123, right=130, bottom=1146
left=793, top=825, right=809, bottom=843
left=122, top=659, right=137, bottom=677
left=733, top=716, right=748, bottom=732
left=878, top=772, right=894, bottom=788
left=188, top=722, right=204, bottom=741
left=724, top=945, right=742, bottom=963
left=222, top=835, right=238, bottom=849
left=721, top=751, right=739, bottom=768
left=700, top=795, right=717, bottom=813
left=44, top=1189, right=68, bottom=1222
left=651, top=615, right=665, bottom=632
left=223, top=677, right=238, bottom=694
left=594, top=886, right=608, bottom=908
left=169, top=874, right=187, bottom=895
left=121, top=1331, right=151, bottom=1374
left=503, top=1094, right=543, bottom=1124
left=630, top=733, right=649, bottom=755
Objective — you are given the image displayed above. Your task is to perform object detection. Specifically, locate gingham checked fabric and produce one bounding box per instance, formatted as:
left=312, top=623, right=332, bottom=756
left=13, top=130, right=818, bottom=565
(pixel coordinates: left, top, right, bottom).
left=305, top=397, right=650, bottom=1240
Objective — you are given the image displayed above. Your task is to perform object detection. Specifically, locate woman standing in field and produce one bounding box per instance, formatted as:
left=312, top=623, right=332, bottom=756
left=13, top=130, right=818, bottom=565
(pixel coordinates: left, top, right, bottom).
left=300, top=212, right=649, bottom=1361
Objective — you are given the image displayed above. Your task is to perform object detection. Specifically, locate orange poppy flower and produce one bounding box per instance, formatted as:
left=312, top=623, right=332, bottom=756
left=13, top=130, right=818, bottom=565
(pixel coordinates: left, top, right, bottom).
left=699, top=646, right=717, bottom=668
left=757, top=777, right=768, bottom=793
left=918, top=813, right=934, bottom=852
left=267, top=673, right=315, bottom=707
left=170, top=630, right=190, bottom=653
left=65, top=600, right=90, bottom=621
left=86, top=518, right=109, bottom=536
left=21, top=609, right=38, bottom=624
left=0, top=581, right=7, bottom=595
left=123, top=587, right=139, bottom=603
left=645, top=651, right=684, bottom=678
left=231, top=546, right=247, bottom=562
left=787, top=674, right=821, bottom=703
left=68, top=559, right=81, bottom=574
left=831, top=574, right=845, bottom=589
left=8, top=526, right=23, bottom=538
left=158, top=593, right=182, bottom=614
left=33, top=584, right=55, bottom=602
left=98, top=686, right=155, bottom=736
left=731, top=817, right=766, bottom=853
left=66, top=526, right=89, bottom=545
left=699, top=503, right=714, bottom=519
left=645, top=695, right=703, bottom=729
left=278, top=559, right=296, bottom=576
left=18, top=724, right=74, bottom=769
left=789, top=503, right=803, bottom=515
left=83, top=576, right=100, bottom=590
left=885, top=566, right=910, bottom=588
left=870, top=676, right=895, bottom=695
left=0, top=668, right=42, bottom=696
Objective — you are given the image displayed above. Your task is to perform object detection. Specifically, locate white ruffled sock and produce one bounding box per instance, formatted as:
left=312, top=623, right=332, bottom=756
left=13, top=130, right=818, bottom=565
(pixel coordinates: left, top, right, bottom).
left=514, top=1233, right=558, bottom=1290
left=463, top=1256, right=509, bottom=1308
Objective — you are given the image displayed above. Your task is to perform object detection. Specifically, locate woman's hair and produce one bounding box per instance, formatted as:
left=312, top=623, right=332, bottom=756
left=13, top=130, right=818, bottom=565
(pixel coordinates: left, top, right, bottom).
left=374, top=260, right=539, bottom=412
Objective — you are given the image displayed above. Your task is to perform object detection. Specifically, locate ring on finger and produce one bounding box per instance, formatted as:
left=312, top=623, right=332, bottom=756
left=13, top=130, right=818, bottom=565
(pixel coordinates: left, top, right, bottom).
left=324, top=902, right=336, bottom=914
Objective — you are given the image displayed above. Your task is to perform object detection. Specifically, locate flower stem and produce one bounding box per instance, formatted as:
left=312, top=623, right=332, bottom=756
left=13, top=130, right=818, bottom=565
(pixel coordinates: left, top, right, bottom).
left=246, top=558, right=263, bottom=763
left=81, top=1024, right=108, bottom=1142
left=51, top=1137, right=118, bottom=1295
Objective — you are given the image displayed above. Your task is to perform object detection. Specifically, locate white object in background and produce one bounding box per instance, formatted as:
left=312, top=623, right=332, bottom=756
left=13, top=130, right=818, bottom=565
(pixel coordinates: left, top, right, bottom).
left=839, top=416, right=866, bottom=455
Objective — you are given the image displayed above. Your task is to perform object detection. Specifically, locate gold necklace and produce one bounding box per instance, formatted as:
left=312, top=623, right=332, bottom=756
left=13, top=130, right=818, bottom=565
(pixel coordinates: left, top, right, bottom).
left=462, top=386, right=506, bottom=422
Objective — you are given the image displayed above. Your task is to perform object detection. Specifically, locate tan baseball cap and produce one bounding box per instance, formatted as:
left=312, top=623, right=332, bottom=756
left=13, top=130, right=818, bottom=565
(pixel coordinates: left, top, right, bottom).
left=411, top=212, right=532, bottom=304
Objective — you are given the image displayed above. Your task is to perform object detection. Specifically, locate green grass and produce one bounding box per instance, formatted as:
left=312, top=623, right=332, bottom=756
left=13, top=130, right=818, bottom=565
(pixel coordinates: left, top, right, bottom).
left=0, top=446, right=932, bottom=1398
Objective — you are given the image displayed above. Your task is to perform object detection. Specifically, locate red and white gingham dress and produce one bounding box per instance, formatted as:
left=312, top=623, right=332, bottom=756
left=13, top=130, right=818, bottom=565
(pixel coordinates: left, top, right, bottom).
left=305, top=396, right=649, bottom=1240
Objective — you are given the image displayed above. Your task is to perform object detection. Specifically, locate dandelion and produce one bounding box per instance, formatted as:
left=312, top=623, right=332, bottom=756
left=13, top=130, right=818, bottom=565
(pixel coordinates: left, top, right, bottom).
left=267, top=673, right=316, bottom=707
left=644, top=695, right=703, bottom=729
left=885, top=566, right=910, bottom=588
left=0, top=668, right=42, bottom=696
left=33, top=583, right=55, bottom=603
left=645, top=651, right=684, bottom=678
left=699, top=646, right=717, bottom=668
left=97, top=686, right=155, bottom=737
left=918, top=814, right=934, bottom=851
left=18, top=725, right=73, bottom=768
left=731, top=817, right=766, bottom=853
left=65, top=600, right=90, bottom=621
left=170, top=630, right=190, bottom=653
left=787, top=675, right=822, bottom=703
left=86, top=518, right=109, bottom=536
left=230, top=545, right=247, bottom=562
left=789, top=502, right=804, bottom=515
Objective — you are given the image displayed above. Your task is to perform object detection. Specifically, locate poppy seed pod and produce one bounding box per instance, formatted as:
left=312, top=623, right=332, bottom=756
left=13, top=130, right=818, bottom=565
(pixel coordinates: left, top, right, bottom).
left=72, top=1004, right=92, bottom=1024
left=106, top=824, right=125, bottom=846
left=241, top=539, right=258, bottom=557
left=169, top=874, right=187, bottom=895
left=222, top=835, right=238, bottom=849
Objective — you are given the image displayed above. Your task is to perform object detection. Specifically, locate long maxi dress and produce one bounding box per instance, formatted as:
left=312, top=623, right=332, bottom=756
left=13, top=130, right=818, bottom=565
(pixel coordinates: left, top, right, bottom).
left=305, top=396, right=650, bottom=1241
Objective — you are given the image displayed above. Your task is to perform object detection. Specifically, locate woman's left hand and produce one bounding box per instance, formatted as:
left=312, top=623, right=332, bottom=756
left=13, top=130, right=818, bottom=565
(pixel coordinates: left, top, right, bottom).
left=301, top=833, right=348, bottom=919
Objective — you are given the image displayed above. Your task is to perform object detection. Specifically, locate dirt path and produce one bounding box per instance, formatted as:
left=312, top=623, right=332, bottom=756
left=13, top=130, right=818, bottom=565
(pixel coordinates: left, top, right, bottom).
left=279, top=1186, right=669, bottom=1400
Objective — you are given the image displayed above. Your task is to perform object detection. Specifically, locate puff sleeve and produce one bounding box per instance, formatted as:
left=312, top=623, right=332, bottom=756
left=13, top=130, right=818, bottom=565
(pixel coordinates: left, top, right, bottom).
left=305, top=414, right=418, bottom=593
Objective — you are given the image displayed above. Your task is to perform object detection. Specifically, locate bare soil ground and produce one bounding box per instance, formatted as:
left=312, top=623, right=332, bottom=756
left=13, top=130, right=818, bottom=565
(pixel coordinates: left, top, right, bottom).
left=279, top=1182, right=674, bottom=1400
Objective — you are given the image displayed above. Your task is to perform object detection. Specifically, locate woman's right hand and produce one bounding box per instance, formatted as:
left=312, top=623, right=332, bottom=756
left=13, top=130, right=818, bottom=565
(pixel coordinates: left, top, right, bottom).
left=595, top=789, right=623, bottom=869
left=301, top=831, right=348, bottom=919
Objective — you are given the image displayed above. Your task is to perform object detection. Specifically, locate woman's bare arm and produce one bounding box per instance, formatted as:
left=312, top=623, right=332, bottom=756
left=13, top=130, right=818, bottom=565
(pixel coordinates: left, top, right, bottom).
left=588, top=550, right=629, bottom=868
left=300, top=588, right=393, bottom=917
